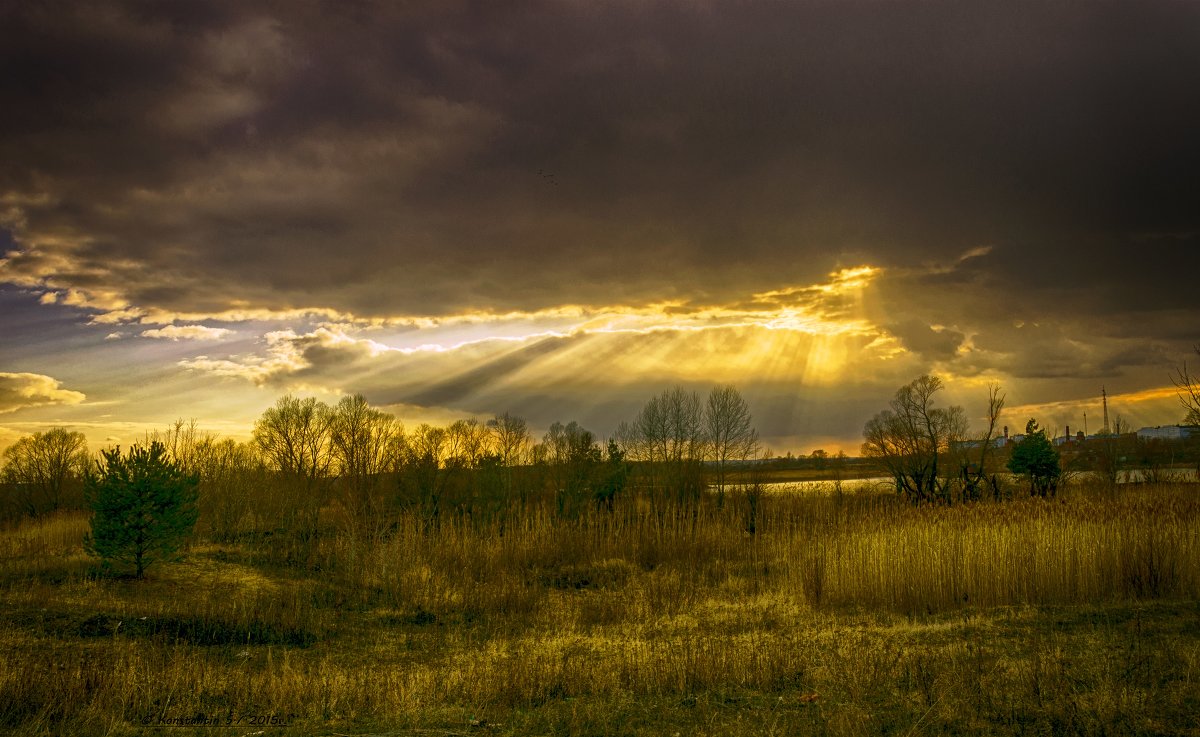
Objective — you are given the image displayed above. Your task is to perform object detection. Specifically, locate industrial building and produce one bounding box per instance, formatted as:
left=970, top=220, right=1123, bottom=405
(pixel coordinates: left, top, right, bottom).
left=1136, top=425, right=1199, bottom=441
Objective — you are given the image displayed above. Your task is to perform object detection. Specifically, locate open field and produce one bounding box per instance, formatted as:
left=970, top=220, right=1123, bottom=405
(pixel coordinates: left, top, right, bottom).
left=2, top=482, right=1199, bottom=736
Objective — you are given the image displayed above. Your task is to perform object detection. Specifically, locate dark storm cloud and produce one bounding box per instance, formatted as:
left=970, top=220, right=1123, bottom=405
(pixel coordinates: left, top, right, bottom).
left=885, top=319, right=964, bottom=362
left=2, top=0, right=1198, bottom=339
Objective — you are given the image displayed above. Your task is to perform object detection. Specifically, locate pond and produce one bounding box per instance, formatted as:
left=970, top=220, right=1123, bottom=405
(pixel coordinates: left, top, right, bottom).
left=747, top=468, right=1200, bottom=494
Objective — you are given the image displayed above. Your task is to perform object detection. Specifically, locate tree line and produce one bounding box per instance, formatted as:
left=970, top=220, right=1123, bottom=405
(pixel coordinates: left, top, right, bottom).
left=860, top=370, right=1200, bottom=505
left=5, top=356, right=1200, bottom=538
left=0, top=386, right=762, bottom=536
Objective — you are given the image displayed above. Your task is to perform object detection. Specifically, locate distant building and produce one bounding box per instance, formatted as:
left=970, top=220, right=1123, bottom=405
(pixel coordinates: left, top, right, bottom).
left=1136, top=425, right=1199, bottom=441
left=1053, top=426, right=1085, bottom=447
left=952, top=437, right=1008, bottom=451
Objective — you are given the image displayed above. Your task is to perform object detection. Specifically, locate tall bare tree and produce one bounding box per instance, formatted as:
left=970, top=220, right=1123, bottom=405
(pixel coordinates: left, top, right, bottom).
left=252, top=395, right=333, bottom=536
left=959, top=383, right=1005, bottom=501
left=862, top=375, right=968, bottom=504
left=704, top=385, right=759, bottom=503
left=1095, top=415, right=1132, bottom=488
left=328, top=394, right=405, bottom=523
left=626, top=387, right=706, bottom=505
left=192, top=438, right=269, bottom=541
left=1, top=427, right=89, bottom=516
left=542, top=420, right=602, bottom=518
left=489, top=412, right=530, bottom=468
left=485, top=412, right=531, bottom=504
left=145, top=419, right=211, bottom=478
left=444, top=419, right=493, bottom=469
left=402, top=423, right=448, bottom=524
left=1174, top=345, right=1200, bottom=425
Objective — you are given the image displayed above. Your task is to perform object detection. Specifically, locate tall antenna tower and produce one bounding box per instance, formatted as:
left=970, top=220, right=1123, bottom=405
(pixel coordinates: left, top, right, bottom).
left=1101, top=386, right=1110, bottom=435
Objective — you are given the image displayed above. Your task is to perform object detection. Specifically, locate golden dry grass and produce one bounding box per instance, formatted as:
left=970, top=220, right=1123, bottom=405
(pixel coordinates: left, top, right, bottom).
left=1, top=482, right=1199, bottom=735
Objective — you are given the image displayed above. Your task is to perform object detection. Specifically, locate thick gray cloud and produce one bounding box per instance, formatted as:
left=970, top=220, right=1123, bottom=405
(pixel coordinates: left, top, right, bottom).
left=885, top=319, right=964, bottom=362
left=1, top=0, right=1197, bottom=326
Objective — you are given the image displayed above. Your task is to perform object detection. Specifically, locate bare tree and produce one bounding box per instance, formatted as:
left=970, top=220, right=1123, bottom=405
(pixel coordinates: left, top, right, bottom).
left=252, top=395, right=334, bottom=536
left=542, top=420, right=602, bottom=518
left=959, top=383, right=1006, bottom=501
left=1095, top=415, right=1132, bottom=488
left=442, top=418, right=495, bottom=516
left=146, top=420, right=263, bottom=539
left=628, top=387, right=706, bottom=505
left=483, top=412, right=531, bottom=506
left=627, top=394, right=669, bottom=466
left=1, top=428, right=89, bottom=516
left=741, top=446, right=769, bottom=535
left=254, top=396, right=334, bottom=479
left=1174, top=345, right=1200, bottom=425
left=862, top=375, right=968, bottom=504
left=402, top=423, right=448, bottom=525
left=145, top=419, right=220, bottom=480
left=328, top=394, right=405, bottom=524
left=489, top=412, right=530, bottom=468
left=192, top=438, right=269, bottom=541
left=665, top=388, right=706, bottom=475
left=704, top=385, right=759, bottom=504
left=329, top=395, right=405, bottom=479
left=444, top=419, right=492, bottom=469
left=408, top=424, right=448, bottom=466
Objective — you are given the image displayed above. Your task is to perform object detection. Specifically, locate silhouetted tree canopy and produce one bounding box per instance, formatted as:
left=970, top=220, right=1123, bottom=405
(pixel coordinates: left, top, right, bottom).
left=1, top=427, right=89, bottom=516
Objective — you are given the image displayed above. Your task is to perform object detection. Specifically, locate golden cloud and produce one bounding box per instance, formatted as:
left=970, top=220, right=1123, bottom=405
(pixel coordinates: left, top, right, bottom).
left=0, top=373, right=87, bottom=414
left=140, top=324, right=235, bottom=341
left=175, top=267, right=900, bottom=400
left=180, top=325, right=394, bottom=385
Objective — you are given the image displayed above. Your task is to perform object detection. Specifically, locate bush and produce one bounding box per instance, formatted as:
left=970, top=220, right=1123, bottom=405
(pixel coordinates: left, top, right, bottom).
left=84, top=441, right=199, bottom=577
left=1008, top=419, right=1061, bottom=497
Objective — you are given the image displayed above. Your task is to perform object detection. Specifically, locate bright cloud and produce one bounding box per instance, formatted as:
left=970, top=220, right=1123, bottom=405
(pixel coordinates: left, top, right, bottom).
left=178, top=267, right=883, bottom=385
left=0, top=373, right=86, bottom=414
left=140, top=324, right=235, bottom=341
left=180, top=324, right=394, bottom=385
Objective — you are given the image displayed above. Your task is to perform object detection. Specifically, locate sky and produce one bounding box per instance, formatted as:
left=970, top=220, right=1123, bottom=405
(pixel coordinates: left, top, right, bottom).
left=2, top=0, right=1199, bottom=456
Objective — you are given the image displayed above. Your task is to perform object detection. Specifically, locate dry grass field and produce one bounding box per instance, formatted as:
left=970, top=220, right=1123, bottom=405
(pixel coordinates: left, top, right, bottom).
left=2, top=482, right=1199, bottom=736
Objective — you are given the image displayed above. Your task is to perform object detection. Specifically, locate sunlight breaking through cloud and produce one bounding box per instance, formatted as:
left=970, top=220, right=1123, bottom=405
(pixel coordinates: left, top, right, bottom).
left=178, top=267, right=884, bottom=389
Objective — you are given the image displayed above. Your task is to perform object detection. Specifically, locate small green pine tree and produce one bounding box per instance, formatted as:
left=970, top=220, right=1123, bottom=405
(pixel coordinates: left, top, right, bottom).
left=85, top=441, right=199, bottom=577
left=1007, top=419, right=1061, bottom=497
